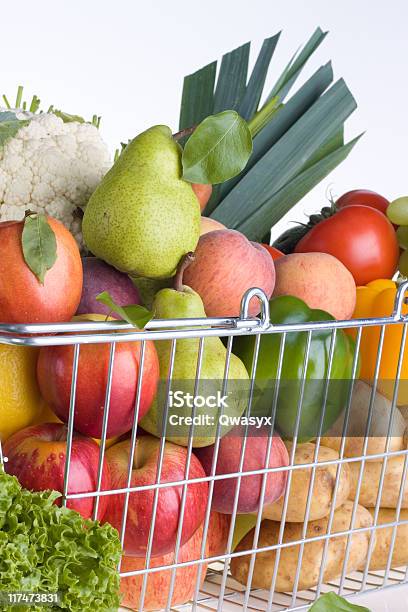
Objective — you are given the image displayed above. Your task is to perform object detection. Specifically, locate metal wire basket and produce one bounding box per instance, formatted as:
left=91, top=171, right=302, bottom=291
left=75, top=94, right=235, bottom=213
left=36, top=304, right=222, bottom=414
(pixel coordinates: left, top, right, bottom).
left=1, top=282, right=408, bottom=612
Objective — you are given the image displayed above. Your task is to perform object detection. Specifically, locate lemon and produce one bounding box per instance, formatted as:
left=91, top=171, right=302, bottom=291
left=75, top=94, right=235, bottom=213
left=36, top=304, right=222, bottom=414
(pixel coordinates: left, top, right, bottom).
left=0, top=344, right=52, bottom=441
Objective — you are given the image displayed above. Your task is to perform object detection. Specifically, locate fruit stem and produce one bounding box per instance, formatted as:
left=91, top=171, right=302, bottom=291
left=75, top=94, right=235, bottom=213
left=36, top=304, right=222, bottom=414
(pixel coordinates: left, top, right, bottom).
left=174, top=252, right=195, bottom=292
left=173, top=125, right=196, bottom=142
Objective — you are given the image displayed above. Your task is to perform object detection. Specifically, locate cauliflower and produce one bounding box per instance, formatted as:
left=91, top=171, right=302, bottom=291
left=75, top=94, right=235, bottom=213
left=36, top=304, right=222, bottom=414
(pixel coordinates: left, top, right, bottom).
left=0, top=110, right=112, bottom=250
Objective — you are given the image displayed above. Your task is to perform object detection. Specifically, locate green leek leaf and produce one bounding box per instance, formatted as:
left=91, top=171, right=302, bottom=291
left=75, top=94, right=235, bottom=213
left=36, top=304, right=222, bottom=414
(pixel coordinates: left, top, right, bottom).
left=235, top=134, right=362, bottom=240
left=211, top=79, right=356, bottom=229
left=179, top=61, right=217, bottom=130
left=248, top=28, right=328, bottom=137
left=238, top=33, right=281, bottom=121
left=208, top=62, right=334, bottom=212
left=268, top=27, right=328, bottom=102
left=213, top=43, right=250, bottom=114
left=179, top=29, right=359, bottom=239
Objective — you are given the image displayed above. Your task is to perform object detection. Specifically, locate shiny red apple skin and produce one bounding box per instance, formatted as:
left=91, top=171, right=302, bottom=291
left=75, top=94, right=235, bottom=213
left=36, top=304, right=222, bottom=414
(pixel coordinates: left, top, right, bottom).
left=0, top=217, right=83, bottom=324
left=37, top=335, right=159, bottom=439
left=207, top=510, right=230, bottom=557
left=195, top=425, right=289, bottom=514
left=120, top=522, right=209, bottom=611
left=103, top=435, right=208, bottom=557
left=3, top=422, right=110, bottom=520
left=120, top=510, right=229, bottom=610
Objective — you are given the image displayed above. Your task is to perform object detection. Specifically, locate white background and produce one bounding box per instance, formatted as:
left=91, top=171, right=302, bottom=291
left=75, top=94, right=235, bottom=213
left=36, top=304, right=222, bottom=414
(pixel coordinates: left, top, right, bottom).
left=1, top=0, right=407, bottom=235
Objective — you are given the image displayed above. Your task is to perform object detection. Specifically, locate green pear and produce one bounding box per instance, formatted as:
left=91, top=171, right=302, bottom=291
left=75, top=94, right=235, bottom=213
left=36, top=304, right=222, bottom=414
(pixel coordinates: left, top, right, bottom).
left=82, top=125, right=201, bottom=279
left=140, top=257, right=250, bottom=447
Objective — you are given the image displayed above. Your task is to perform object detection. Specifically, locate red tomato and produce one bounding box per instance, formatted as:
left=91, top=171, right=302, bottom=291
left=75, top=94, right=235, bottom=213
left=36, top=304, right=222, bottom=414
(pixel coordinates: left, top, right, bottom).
left=261, top=244, right=284, bottom=261
left=336, top=189, right=389, bottom=216
left=294, top=205, right=399, bottom=286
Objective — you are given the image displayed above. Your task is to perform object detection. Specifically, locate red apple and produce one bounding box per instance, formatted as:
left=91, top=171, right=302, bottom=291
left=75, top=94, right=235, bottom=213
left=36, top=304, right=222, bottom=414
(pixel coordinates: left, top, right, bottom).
left=0, top=217, right=82, bottom=324
left=36, top=327, right=159, bottom=439
left=120, top=522, right=209, bottom=611
left=207, top=510, right=230, bottom=558
left=103, top=435, right=208, bottom=557
left=3, top=422, right=110, bottom=520
left=195, top=426, right=289, bottom=514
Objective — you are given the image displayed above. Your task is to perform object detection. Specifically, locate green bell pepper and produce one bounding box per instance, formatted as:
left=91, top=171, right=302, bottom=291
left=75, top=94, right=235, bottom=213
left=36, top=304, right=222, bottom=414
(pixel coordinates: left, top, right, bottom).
left=233, top=295, right=357, bottom=441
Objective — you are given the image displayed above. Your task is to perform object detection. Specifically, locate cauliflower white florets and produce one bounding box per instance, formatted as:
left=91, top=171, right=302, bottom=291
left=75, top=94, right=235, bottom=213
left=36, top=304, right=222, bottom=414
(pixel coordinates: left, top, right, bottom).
left=0, top=111, right=112, bottom=250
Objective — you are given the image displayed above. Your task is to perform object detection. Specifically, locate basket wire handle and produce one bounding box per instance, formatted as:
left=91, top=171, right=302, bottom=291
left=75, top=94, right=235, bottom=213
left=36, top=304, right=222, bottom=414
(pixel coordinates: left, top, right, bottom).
left=393, top=279, right=408, bottom=319
left=239, top=287, right=270, bottom=329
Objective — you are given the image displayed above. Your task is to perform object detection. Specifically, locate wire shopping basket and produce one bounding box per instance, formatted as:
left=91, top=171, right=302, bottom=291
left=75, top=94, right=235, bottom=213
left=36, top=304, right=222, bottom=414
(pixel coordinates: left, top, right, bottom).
left=1, top=282, right=408, bottom=612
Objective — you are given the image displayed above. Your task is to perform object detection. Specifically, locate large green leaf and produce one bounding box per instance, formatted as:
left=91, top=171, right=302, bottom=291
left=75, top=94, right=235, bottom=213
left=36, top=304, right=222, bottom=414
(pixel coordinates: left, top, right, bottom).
left=213, top=43, right=250, bottom=114
left=211, top=79, right=356, bottom=228
left=238, top=33, right=280, bottom=120
left=182, top=111, right=252, bottom=184
left=22, top=213, right=57, bottom=284
left=96, top=291, right=152, bottom=328
left=179, top=61, right=217, bottom=130
left=208, top=62, right=334, bottom=212
left=234, top=134, right=362, bottom=240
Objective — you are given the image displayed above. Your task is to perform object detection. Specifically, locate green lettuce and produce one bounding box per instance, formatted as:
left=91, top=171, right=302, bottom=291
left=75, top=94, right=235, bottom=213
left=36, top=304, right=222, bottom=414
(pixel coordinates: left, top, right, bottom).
left=0, top=468, right=121, bottom=611
left=310, top=592, right=371, bottom=611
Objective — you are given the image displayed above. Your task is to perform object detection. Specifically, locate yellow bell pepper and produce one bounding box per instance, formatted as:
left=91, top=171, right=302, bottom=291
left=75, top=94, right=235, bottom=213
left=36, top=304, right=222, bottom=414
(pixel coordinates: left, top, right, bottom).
left=349, top=279, right=408, bottom=405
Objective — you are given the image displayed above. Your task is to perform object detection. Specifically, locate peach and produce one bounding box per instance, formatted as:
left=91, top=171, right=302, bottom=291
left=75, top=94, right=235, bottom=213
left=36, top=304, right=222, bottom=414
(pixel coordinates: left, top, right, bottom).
left=273, top=252, right=356, bottom=320
left=192, top=183, right=212, bottom=212
left=183, top=229, right=275, bottom=317
left=200, top=217, right=225, bottom=235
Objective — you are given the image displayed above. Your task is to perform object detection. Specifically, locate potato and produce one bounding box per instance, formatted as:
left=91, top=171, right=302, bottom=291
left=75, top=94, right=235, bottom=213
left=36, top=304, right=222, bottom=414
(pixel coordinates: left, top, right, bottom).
left=322, top=381, right=406, bottom=459
left=349, top=455, right=408, bottom=507
left=231, top=501, right=372, bottom=593
left=358, top=508, right=408, bottom=571
left=258, top=442, right=350, bottom=522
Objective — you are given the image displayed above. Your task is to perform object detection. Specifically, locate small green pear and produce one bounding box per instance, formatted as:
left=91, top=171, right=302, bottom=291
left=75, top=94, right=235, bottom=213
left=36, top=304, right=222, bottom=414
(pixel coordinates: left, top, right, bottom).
left=140, top=254, right=250, bottom=447
left=82, top=125, right=201, bottom=279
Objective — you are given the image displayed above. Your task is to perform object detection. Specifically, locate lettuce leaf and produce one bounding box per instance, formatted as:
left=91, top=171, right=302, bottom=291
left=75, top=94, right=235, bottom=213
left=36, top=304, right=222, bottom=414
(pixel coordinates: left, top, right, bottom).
left=309, top=592, right=371, bottom=611
left=0, top=468, right=121, bottom=611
